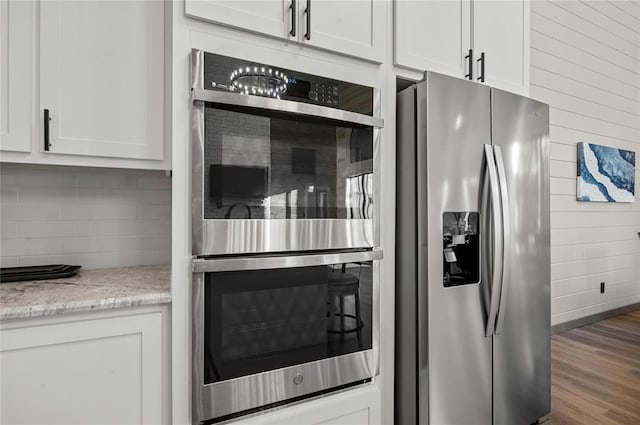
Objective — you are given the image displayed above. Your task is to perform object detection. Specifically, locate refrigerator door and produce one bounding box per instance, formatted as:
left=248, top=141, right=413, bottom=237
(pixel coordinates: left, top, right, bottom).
left=418, top=72, right=492, bottom=425
left=490, top=89, right=551, bottom=425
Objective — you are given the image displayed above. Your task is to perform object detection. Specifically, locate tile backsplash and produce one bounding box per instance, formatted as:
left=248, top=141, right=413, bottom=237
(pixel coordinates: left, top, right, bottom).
left=0, top=164, right=171, bottom=269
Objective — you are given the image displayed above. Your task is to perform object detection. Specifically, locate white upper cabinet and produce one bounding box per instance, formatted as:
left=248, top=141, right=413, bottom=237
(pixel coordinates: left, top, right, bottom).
left=0, top=0, right=33, bottom=153
left=185, top=0, right=290, bottom=40
left=473, top=0, right=528, bottom=95
left=40, top=0, right=164, bottom=160
left=394, top=0, right=529, bottom=95
left=184, top=0, right=384, bottom=63
left=299, top=0, right=385, bottom=62
left=395, top=0, right=471, bottom=78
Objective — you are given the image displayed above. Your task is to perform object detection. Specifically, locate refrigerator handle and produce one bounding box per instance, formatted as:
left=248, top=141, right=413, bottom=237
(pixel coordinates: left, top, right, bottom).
left=493, top=146, right=510, bottom=335
left=484, top=144, right=504, bottom=337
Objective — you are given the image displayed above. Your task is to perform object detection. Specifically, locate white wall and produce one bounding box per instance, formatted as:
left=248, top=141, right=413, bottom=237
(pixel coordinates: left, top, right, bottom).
left=0, top=164, right=171, bottom=269
left=529, top=0, right=640, bottom=325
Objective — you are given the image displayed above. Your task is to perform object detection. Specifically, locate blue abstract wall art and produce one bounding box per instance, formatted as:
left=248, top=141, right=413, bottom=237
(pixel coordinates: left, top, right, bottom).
left=577, top=142, right=635, bottom=202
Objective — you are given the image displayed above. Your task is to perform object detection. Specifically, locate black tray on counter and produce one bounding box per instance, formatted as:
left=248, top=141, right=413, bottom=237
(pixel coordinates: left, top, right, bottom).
left=0, top=265, right=82, bottom=283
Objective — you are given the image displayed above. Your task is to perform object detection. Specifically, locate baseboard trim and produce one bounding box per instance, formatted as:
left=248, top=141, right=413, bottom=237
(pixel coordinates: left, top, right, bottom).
left=551, top=302, right=640, bottom=335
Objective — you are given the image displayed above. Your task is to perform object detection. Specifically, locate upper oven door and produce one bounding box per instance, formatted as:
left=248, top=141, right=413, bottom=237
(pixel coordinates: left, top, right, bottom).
left=191, top=50, right=383, bottom=256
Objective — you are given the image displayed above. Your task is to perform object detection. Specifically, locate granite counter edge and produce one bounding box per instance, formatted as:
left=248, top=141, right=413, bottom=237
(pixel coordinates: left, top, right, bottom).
left=0, top=292, right=172, bottom=321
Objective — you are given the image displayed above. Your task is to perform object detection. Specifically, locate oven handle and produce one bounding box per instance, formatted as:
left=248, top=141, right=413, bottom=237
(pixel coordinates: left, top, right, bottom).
left=191, top=88, right=384, bottom=129
left=192, top=249, right=383, bottom=273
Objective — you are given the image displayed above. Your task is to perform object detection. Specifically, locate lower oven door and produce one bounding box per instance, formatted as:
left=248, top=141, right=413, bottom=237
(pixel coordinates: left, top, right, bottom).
left=192, top=249, right=382, bottom=423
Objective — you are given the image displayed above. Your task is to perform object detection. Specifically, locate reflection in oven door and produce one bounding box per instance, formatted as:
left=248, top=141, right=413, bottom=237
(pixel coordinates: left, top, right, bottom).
left=203, top=263, right=374, bottom=385
left=205, top=267, right=329, bottom=383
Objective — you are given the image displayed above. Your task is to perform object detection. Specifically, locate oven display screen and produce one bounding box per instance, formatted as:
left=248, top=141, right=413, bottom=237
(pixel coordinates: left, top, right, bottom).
left=286, top=78, right=311, bottom=100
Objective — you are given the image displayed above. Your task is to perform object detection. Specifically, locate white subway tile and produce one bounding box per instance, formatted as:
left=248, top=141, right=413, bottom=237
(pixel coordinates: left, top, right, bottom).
left=101, top=174, right=140, bottom=189
left=136, top=190, right=171, bottom=205
left=1, top=238, right=62, bottom=256
left=94, top=205, right=137, bottom=220
left=138, top=174, right=171, bottom=189
left=18, top=221, right=77, bottom=239
left=18, top=187, right=76, bottom=205
left=0, top=186, right=18, bottom=204
left=139, top=249, right=170, bottom=265
left=99, top=251, right=158, bottom=268
left=1, top=257, right=17, bottom=267
left=100, top=249, right=168, bottom=269
left=1, top=167, right=171, bottom=269
left=17, top=253, right=98, bottom=268
left=0, top=167, right=63, bottom=187
left=137, top=205, right=171, bottom=220
left=1, top=222, right=18, bottom=240
left=0, top=204, right=61, bottom=221
left=60, top=205, right=137, bottom=221
left=75, top=188, right=101, bottom=204
left=99, top=189, right=139, bottom=205
left=62, top=236, right=112, bottom=254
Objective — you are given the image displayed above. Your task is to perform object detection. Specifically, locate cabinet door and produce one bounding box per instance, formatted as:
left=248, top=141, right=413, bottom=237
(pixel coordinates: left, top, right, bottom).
left=0, top=312, right=163, bottom=425
left=40, top=0, right=164, bottom=160
left=0, top=0, right=33, bottom=153
left=231, top=386, right=380, bottom=425
left=301, top=0, right=385, bottom=63
left=185, top=0, right=293, bottom=40
left=394, top=0, right=471, bottom=76
left=473, top=0, right=529, bottom=95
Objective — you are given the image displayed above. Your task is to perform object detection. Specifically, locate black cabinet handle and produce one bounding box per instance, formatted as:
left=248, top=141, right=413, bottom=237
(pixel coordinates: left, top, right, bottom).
left=305, top=0, right=311, bottom=40
left=477, top=52, right=485, bottom=83
left=465, top=49, right=473, bottom=80
left=43, top=109, right=51, bottom=151
left=289, top=0, right=296, bottom=37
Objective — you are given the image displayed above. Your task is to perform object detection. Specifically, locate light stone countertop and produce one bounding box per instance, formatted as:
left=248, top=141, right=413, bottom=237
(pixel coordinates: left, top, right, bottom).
left=0, top=265, right=171, bottom=320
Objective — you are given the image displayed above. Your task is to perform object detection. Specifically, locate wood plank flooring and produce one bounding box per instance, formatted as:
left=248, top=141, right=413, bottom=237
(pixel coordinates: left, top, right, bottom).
left=550, top=310, right=640, bottom=425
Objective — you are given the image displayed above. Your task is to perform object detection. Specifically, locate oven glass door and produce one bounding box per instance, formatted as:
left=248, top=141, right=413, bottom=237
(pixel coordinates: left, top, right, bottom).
left=203, top=260, right=373, bottom=384
left=202, top=104, right=373, bottom=221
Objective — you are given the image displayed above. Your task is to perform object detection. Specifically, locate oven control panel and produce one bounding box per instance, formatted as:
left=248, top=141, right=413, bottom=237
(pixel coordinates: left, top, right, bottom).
left=308, top=82, right=340, bottom=106
left=203, top=52, right=373, bottom=115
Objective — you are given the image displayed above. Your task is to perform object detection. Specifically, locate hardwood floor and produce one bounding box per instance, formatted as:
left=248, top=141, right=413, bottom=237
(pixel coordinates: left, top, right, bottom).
left=550, top=310, right=640, bottom=425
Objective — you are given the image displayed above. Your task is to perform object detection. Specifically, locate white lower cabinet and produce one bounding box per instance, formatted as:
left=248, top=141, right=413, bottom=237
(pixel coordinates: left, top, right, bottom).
left=231, top=385, right=381, bottom=425
left=0, top=306, right=168, bottom=425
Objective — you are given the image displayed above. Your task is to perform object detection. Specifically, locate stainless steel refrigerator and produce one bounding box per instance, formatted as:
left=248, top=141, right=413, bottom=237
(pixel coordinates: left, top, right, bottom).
left=395, top=72, right=550, bottom=425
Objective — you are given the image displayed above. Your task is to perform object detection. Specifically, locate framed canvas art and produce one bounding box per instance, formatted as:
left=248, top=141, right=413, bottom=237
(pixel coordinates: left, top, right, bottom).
left=577, top=142, right=635, bottom=202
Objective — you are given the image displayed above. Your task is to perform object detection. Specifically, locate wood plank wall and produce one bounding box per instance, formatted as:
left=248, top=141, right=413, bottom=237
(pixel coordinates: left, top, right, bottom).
left=529, top=0, right=640, bottom=326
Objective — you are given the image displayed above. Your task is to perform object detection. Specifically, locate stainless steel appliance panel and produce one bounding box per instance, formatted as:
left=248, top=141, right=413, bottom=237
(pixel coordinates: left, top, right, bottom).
left=192, top=88, right=384, bottom=128
left=490, top=89, right=551, bottom=425
left=395, top=86, right=419, bottom=425
left=420, top=72, right=492, bottom=425
left=193, top=250, right=382, bottom=423
left=196, top=219, right=373, bottom=256
left=191, top=49, right=382, bottom=256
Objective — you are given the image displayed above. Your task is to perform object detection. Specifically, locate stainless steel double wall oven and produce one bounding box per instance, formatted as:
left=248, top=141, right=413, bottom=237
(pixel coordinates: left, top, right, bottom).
left=190, top=50, right=384, bottom=424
